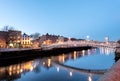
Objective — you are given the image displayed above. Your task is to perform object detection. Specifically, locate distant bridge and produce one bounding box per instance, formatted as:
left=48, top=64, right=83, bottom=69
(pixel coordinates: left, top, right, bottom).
left=41, top=40, right=117, bottom=50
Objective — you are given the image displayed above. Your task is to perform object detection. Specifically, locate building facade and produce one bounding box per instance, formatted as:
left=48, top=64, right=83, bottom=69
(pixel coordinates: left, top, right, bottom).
left=0, top=36, right=6, bottom=48
left=8, top=30, right=21, bottom=48
left=0, top=31, right=8, bottom=48
left=21, top=33, right=32, bottom=48
left=38, top=33, right=72, bottom=46
left=39, top=33, right=58, bottom=45
left=0, top=30, right=22, bottom=48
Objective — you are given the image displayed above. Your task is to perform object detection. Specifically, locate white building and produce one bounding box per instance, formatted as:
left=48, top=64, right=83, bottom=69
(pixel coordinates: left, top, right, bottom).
left=105, top=36, right=109, bottom=44
left=21, top=33, right=32, bottom=48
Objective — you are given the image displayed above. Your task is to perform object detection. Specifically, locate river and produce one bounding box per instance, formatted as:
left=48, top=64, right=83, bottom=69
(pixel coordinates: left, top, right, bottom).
left=0, top=47, right=115, bottom=81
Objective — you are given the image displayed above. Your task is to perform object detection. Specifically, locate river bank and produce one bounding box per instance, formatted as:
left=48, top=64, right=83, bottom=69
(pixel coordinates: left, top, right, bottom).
left=98, top=58, right=120, bottom=81
left=0, top=46, right=92, bottom=62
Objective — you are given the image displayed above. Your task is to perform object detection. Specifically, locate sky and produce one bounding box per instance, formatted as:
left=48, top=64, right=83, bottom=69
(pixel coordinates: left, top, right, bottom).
left=0, top=0, right=120, bottom=41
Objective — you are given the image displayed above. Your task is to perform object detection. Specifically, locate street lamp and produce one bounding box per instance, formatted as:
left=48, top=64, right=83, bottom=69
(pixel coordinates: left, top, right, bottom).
left=86, top=35, right=90, bottom=46
left=86, top=35, right=90, bottom=41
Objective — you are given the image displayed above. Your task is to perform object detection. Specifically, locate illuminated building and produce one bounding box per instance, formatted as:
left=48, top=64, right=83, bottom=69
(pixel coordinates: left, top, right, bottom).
left=44, top=39, right=52, bottom=45
left=31, top=39, right=40, bottom=48
left=0, top=36, right=6, bottom=48
left=39, top=33, right=58, bottom=45
left=57, top=36, right=64, bottom=43
left=21, top=33, right=32, bottom=48
left=0, top=31, right=8, bottom=48
left=0, top=30, right=21, bottom=48
left=38, top=33, right=76, bottom=45
left=8, top=30, right=21, bottom=48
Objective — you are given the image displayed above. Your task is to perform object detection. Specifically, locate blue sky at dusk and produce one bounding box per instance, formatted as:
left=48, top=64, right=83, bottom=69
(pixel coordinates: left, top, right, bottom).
left=0, top=0, right=120, bottom=41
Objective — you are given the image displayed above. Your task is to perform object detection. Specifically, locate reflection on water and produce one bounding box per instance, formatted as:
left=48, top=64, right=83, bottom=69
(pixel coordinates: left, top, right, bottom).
left=82, top=50, right=85, bottom=56
left=56, top=67, right=60, bottom=72
left=69, top=71, right=73, bottom=77
left=0, top=47, right=115, bottom=81
left=99, top=47, right=115, bottom=55
left=0, top=61, right=35, bottom=81
left=64, top=48, right=114, bottom=70
left=88, top=74, right=92, bottom=81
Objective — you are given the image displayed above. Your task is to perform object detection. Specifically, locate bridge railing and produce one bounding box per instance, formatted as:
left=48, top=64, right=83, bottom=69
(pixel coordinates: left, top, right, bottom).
left=41, top=40, right=117, bottom=50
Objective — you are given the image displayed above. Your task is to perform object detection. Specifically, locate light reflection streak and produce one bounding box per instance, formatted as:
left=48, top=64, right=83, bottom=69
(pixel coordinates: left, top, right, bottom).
left=73, top=51, right=77, bottom=60
left=100, top=47, right=114, bottom=55
left=30, top=67, right=33, bottom=71
left=43, top=62, right=45, bottom=65
left=88, top=74, right=92, bottom=81
left=69, top=71, right=73, bottom=77
left=57, top=67, right=60, bottom=72
left=88, top=49, right=91, bottom=55
left=48, top=59, right=51, bottom=67
left=62, top=54, right=65, bottom=63
left=92, top=48, right=96, bottom=54
left=82, top=50, right=85, bottom=56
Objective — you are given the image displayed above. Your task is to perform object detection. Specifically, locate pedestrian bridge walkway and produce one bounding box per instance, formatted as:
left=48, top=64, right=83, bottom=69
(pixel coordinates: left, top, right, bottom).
left=41, top=40, right=116, bottom=50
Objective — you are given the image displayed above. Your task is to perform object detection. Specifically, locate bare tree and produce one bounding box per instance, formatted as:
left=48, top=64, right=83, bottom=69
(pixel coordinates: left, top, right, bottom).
left=31, top=32, right=40, bottom=39
left=1, top=26, right=15, bottom=31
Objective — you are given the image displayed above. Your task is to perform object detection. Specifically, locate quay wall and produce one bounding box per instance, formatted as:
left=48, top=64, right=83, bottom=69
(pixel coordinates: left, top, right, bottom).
left=98, top=59, right=120, bottom=81
left=98, top=45, right=120, bottom=81
left=115, top=42, right=120, bottom=61
left=0, top=46, right=91, bottom=61
left=115, top=47, right=120, bottom=53
left=115, top=41, right=120, bottom=53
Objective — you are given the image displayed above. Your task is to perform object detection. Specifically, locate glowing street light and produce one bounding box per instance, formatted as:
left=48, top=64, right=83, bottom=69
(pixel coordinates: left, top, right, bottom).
left=86, top=35, right=90, bottom=41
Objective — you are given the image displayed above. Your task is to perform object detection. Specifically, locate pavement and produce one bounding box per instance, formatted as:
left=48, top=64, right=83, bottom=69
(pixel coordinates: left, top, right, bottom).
left=0, top=48, right=40, bottom=52
left=98, top=59, right=120, bottom=81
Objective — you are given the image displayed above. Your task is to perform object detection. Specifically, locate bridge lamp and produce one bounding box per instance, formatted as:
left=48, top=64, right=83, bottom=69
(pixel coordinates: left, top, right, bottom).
left=68, top=37, right=71, bottom=41
left=86, top=35, right=90, bottom=41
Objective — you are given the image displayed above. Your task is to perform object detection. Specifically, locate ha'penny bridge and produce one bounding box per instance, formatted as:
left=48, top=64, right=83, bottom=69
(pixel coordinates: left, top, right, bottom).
left=41, top=40, right=116, bottom=50
left=0, top=40, right=117, bottom=53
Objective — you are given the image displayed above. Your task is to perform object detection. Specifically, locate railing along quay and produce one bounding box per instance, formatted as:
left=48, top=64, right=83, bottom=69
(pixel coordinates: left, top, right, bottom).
left=41, top=40, right=116, bottom=50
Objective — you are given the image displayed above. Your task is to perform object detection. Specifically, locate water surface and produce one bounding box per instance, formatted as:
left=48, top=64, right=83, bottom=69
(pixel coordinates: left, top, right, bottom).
left=0, top=47, right=115, bottom=81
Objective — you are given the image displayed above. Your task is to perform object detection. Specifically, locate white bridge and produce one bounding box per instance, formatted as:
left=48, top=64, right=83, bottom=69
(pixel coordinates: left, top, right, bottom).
left=41, top=40, right=117, bottom=50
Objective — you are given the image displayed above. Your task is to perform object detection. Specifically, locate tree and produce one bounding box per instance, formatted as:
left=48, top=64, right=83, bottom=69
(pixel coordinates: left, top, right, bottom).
left=31, top=32, right=40, bottom=39
left=1, top=25, right=15, bottom=31
left=118, top=40, right=120, bottom=44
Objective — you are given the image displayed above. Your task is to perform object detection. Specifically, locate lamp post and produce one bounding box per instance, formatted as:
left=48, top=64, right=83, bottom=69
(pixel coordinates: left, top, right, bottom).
left=86, top=35, right=90, bottom=46
left=86, top=35, right=90, bottom=41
